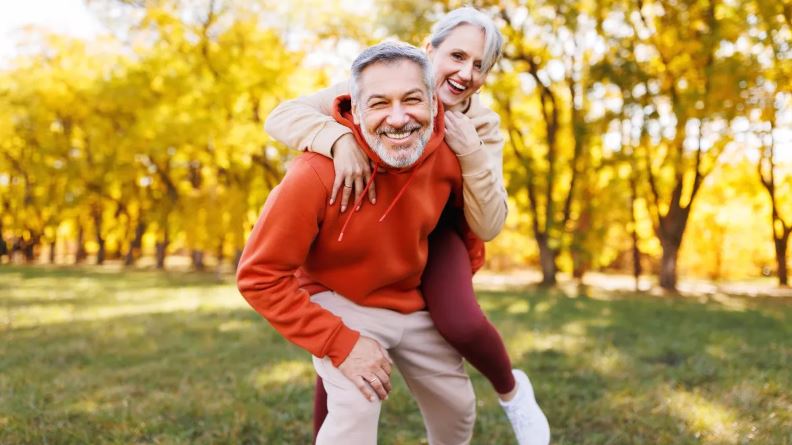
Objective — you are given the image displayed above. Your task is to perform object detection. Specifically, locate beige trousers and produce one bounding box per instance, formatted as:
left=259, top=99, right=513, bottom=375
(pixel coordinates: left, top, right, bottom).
left=311, top=291, right=476, bottom=445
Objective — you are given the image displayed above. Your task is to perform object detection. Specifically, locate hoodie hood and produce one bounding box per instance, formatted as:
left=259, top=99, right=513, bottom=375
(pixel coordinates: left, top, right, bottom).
left=331, top=95, right=446, bottom=173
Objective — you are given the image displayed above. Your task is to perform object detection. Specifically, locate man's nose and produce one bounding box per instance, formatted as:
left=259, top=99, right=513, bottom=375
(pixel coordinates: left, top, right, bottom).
left=386, top=103, right=409, bottom=127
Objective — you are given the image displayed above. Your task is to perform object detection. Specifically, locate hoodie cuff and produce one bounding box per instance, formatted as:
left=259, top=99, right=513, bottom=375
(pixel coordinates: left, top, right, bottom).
left=326, top=325, right=361, bottom=367
left=456, top=145, right=491, bottom=176
left=312, top=122, right=353, bottom=159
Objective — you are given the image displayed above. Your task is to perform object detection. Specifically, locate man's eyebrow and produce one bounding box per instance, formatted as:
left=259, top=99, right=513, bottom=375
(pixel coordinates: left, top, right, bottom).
left=402, top=88, right=425, bottom=97
left=366, top=89, right=425, bottom=103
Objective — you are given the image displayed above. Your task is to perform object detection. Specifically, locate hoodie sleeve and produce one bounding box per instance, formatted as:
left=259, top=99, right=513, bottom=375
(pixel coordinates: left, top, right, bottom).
left=456, top=95, right=509, bottom=241
left=264, top=81, right=352, bottom=159
left=236, top=156, right=360, bottom=366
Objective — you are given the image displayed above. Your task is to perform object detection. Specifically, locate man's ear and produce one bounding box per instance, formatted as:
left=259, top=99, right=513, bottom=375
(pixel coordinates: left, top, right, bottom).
left=351, top=102, right=360, bottom=125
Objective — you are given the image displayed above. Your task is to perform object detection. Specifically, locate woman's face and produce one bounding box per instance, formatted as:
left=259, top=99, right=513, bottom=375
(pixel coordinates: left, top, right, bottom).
left=427, top=24, right=488, bottom=109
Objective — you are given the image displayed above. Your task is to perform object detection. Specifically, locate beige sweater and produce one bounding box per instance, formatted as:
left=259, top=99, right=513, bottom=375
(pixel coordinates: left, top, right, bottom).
left=264, top=81, right=508, bottom=241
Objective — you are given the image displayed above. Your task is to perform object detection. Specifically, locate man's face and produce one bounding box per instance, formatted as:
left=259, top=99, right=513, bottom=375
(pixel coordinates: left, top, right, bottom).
left=353, top=60, right=435, bottom=169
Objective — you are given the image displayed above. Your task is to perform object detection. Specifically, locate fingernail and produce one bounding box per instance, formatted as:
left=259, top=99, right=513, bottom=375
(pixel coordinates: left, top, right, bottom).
left=355, top=205, right=361, bottom=212
left=329, top=199, right=334, bottom=205
left=341, top=206, right=346, bottom=212
left=371, top=198, right=376, bottom=204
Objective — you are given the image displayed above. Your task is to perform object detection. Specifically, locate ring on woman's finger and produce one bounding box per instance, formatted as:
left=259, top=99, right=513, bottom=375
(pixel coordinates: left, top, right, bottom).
left=367, top=376, right=378, bottom=383
left=343, top=184, right=353, bottom=188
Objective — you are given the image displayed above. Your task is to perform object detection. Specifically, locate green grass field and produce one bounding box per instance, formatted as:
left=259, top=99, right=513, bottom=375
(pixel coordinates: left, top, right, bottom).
left=1, top=266, right=790, bottom=444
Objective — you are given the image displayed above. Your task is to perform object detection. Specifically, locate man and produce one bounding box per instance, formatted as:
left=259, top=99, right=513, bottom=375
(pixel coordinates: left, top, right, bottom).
left=236, top=42, right=477, bottom=444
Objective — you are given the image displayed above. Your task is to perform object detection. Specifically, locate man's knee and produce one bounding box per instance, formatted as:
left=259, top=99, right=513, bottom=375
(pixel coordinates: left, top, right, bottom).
left=424, top=377, right=476, bottom=445
left=447, top=377, right=476, bottom=427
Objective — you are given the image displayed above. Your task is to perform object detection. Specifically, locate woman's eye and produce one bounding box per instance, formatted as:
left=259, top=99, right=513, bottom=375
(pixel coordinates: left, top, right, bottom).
left=452, top=53, right=464, bottom=60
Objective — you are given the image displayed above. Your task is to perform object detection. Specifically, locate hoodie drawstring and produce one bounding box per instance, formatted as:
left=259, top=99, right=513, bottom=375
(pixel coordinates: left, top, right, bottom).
left=378, top=168, right=418, bottom=222
left=337, top=162, right=419, bottom=242
left=338, top=161, right=380, bottom=242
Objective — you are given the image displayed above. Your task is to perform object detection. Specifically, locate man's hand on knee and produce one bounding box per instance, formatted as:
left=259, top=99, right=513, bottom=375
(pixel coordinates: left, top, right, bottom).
left=338, top=336, right=393, bottom=402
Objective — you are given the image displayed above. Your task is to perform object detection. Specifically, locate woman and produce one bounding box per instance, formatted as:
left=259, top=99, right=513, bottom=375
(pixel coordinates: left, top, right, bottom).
left=265, top=8, right=549, bottom=445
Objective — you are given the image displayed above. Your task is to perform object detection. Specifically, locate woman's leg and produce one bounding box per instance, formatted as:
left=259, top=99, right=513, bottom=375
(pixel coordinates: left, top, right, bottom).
left=422, top=223, right=515, bottom=394
left=313, top=376, right=328, bottom=443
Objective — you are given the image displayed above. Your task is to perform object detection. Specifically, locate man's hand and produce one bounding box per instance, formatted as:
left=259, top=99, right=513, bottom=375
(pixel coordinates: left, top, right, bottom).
left=444, top=111, right=480, bottom=156
left=329, top=134, right=377, bottom=212
left=337, top=336, right=393, bottom=401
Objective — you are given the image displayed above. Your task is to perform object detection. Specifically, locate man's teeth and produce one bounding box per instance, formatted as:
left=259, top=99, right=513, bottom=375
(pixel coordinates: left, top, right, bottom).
left=385, top=131, right=411, bottom=140
left=448, top=79, right=466, bottom=91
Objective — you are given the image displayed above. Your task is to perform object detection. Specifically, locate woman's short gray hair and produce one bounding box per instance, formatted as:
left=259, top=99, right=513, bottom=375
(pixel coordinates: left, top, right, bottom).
left=350, top=41, right=435, bottom=105
left=429, top=7, right=503, bottom=73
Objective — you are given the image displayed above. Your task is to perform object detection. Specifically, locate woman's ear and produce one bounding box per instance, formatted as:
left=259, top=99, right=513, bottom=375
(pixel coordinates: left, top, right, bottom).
left=425, top=42, right=435, bottom=58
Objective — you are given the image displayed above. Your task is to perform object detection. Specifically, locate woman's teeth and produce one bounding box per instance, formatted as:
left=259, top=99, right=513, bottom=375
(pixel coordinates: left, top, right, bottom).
left=447, top=79, right=467, bottom=92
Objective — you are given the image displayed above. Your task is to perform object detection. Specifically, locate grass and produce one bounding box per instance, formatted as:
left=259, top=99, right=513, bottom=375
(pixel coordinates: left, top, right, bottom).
left=1, top=265, right=790, bottom=444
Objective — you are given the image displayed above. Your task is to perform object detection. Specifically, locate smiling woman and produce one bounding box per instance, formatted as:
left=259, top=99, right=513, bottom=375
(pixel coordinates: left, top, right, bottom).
left=427, top=24, right=491, bottom=110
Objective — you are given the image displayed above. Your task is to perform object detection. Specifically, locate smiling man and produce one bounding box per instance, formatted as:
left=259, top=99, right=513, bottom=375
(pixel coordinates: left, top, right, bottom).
left=237, top=42, right=477, bottom=444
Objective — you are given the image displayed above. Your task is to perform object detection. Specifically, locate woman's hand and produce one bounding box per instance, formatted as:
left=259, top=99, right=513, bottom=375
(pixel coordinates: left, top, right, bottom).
left=444, top=111, right=481, bottom=156
left=330, top=133, right=377, bottom=212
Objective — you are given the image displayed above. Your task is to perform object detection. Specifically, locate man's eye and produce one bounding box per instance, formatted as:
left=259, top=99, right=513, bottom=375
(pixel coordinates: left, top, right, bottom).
left=370, top=102, right=386, bottom=108
left=405, top=97, right=422, bottom=104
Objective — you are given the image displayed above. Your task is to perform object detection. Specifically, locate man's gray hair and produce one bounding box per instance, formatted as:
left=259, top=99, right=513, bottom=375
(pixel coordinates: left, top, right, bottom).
left=429, top=7, right=503, bottom=73
left=350, top=41, right=435, bottom=105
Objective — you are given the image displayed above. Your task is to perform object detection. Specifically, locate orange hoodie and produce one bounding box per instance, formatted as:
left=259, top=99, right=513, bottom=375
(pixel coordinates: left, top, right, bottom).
left=237, top=96, right=471, bottom=366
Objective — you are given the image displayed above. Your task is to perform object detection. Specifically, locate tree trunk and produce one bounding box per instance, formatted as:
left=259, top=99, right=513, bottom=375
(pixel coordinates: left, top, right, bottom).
left=75, top=225, right=88, bottom=264
left=775, top=231, right=790, bottom=287
left=124, top=221, right=146, bottom=266
left=215, top=240, right=225, bottom=277
left=49, top=239, right=57, bottom=264
left=191, top=250, right=205, bottom=271
left=537, top=235, right=557, bottom=286
left=659, top=239, right=680, bottom=291
left=629, top=172, right=642, bottom=291
left=23, top=238, right=36, bottom=263
left=0, top=221, right=7, bottom=262
left=93, top=209, right=107, bottom=266
left=156, top=231, right=169, bottom=270
left=232, top=249, right=243, bottom=272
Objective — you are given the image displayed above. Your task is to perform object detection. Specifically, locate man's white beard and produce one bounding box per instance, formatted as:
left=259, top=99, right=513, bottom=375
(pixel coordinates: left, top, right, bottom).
left=359, top=116, right=434, bottom=169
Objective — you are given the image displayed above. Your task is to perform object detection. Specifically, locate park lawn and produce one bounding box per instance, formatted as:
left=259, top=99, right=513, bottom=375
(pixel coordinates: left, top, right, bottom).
left=1, top=266, right=790, bottom=445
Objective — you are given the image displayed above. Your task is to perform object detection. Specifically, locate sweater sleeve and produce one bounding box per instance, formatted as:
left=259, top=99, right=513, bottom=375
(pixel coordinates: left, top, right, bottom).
left=456, top=95, right=509, bottom=241
left=236, top=156, right=360, bottom=366
left=264, top=81, right=352, bottom=159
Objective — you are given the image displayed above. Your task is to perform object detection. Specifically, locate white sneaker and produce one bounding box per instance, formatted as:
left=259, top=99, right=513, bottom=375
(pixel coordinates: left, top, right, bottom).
left=498, top=369, right=550, bottom=445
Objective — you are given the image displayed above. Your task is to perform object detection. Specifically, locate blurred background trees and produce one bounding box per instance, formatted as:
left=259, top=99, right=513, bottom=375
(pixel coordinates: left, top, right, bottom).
left=0, top=0, right=790, bottom=291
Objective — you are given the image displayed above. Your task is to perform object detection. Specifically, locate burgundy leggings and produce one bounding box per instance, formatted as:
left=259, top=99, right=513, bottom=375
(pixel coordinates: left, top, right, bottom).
left=312, top=223, right=515, bottom=438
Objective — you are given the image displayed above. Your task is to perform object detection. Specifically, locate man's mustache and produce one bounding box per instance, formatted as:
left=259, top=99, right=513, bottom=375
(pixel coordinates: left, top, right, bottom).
left=376, top=121, right=422, bottom=135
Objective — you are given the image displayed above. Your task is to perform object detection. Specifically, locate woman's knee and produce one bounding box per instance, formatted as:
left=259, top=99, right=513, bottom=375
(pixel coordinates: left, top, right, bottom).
left=432, top=309, right=491, bottom=347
